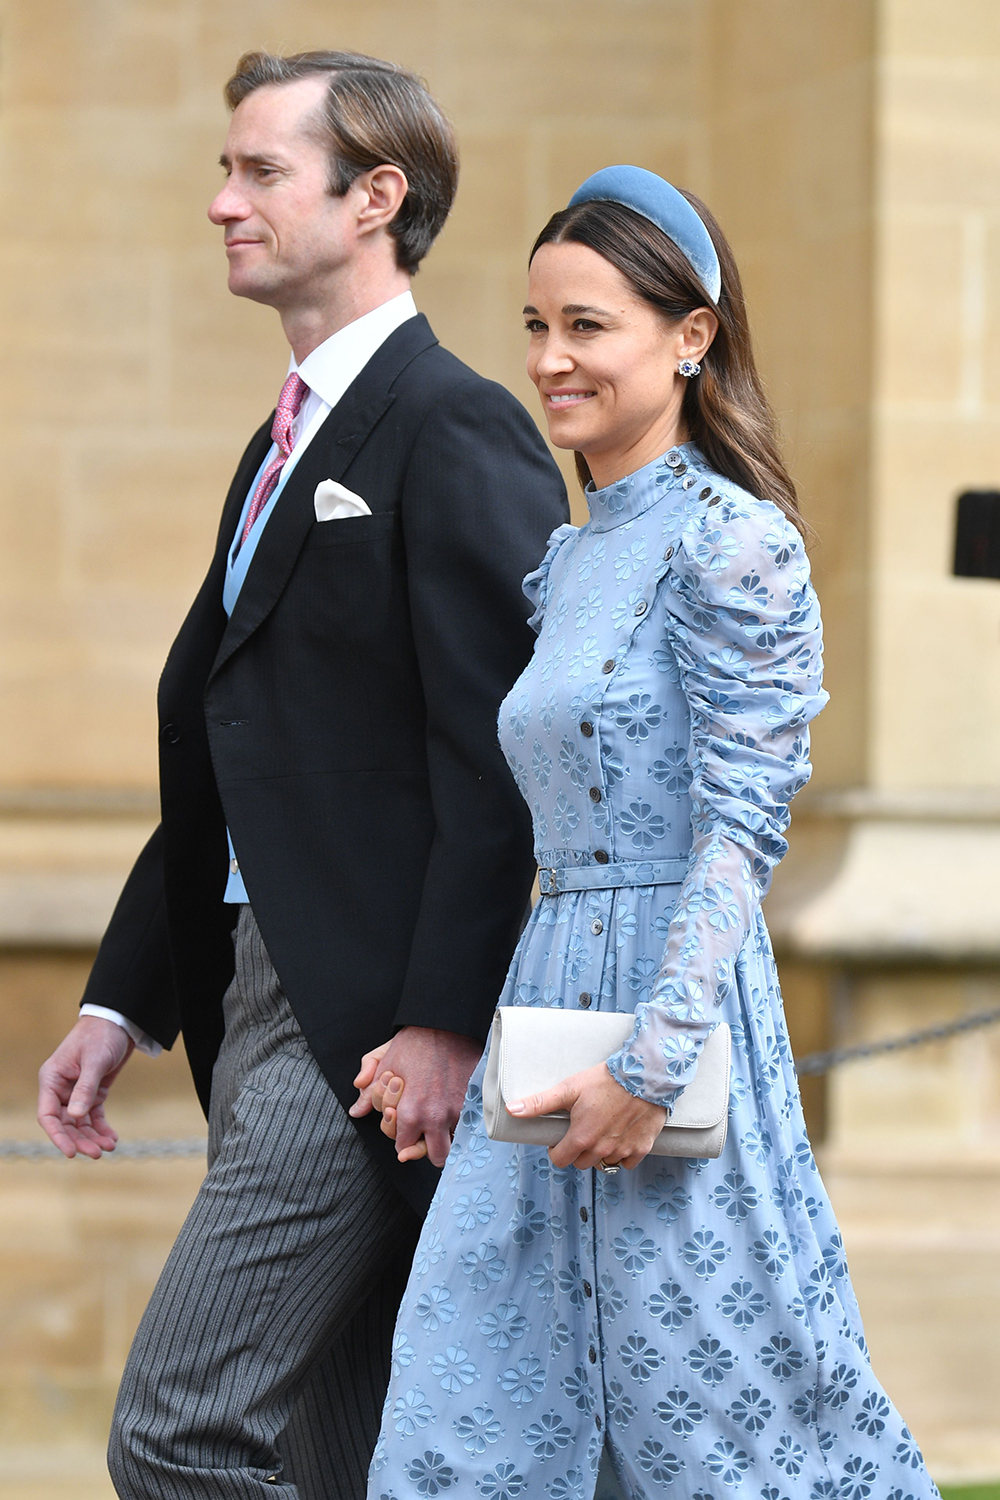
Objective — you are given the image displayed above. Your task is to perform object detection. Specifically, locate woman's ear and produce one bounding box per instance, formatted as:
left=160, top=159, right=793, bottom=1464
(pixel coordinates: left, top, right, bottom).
left=678, top=306, right=719, bottom=365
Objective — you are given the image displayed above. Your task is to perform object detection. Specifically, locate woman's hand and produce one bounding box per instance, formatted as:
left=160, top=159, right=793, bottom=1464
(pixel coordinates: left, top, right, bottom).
left=350, top=1042, right=430, bottom=1163
left=507, top=1062, right=667, bottom=1171
left=377, top=1075, right=430, bottom=1161
left=349, top=1041, right=393, bottom=1118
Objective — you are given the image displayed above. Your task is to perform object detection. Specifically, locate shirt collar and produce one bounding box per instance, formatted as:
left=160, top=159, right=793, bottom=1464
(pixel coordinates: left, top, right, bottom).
left=290, top=289, right=418, bottom=410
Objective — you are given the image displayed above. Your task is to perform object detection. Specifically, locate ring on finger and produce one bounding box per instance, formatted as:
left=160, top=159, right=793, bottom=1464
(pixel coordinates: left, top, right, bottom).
left=598, top=1159, right=622, bottom=1175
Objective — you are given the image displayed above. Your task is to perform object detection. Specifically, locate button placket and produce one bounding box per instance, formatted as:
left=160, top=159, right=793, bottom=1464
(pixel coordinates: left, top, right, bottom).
left=576, top=1169, right=603, bottom=1441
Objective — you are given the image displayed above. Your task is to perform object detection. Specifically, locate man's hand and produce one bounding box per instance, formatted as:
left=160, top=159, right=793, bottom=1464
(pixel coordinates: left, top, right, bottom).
left=507, top=1061, right=667, bottom=1171
left=351, top=1026, right=481, bottom=1168
left=37, top=1017, right=135, bottom=1159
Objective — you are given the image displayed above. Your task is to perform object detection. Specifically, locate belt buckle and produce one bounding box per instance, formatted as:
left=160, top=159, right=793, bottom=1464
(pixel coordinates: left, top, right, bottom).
left=539, top=867, right=560, bottom=895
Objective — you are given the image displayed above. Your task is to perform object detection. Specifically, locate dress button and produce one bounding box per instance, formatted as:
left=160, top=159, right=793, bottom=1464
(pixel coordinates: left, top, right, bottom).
left=700, top=485, right=713, bottom=500
left=589, top=1346, right=598, bottom=1364
left=589, top=787, right=601, bottom=803
left=664, top=545, right=675, bottom=561
left=594, top=850, right=609, bottom=864
left=594, top=1413, right=602, bottom=1431
left=583, top=1280, right=593, bottom=1298
left=591, top=919, right=604, bottom=936
left=580, top=721, right=594, bottom=737
left=634, top=601, right=648, bottom=616
left=579, top=1206, right=589, bottom=1223
left=666, top=449, right=683, bottom=467
left=601, top=659, right=615, bottom=674
left=229, top=858, right=239, bottom=875
left=579, top=991, right=592, bottom=1009
left=673, top=462, right=687, bottom=475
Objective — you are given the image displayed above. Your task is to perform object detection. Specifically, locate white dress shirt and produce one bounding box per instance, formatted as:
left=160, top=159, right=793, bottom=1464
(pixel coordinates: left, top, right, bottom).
left=82, top=291, right=418, bottom=1055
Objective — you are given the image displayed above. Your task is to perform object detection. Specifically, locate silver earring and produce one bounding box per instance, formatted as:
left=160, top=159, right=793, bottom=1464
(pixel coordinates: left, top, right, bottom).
left=678, top=358, right=701, bottom=377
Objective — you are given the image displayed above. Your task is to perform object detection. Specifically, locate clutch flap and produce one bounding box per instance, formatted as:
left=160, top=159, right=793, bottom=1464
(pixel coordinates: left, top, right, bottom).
left=494, top=1006, right=730, bottom=1130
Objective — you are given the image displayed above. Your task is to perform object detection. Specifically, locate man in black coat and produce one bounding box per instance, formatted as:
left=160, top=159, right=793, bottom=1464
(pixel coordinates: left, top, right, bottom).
left=37, top=50, right=566, bottom=1500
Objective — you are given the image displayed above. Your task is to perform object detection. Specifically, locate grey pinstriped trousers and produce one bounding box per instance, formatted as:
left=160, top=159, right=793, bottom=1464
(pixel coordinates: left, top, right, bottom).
left=108, top=906, right=419, bottom=1500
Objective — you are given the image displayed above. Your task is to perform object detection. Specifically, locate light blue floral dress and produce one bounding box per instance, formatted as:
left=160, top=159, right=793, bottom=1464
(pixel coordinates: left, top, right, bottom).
left=367, top=447, right=939, bottom=1500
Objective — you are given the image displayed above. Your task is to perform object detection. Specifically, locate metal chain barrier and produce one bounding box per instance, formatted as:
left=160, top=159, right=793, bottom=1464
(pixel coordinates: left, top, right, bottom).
left=3, top=1005, right=999, bottom=1159
left=0, top=1137, right=208, bottom=1159
left=794, top=1002, right=1000, bottom=1076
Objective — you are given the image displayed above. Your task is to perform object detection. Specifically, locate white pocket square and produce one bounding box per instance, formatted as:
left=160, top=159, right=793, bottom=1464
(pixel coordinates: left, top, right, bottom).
left=314, top=479, right=373, bottom=522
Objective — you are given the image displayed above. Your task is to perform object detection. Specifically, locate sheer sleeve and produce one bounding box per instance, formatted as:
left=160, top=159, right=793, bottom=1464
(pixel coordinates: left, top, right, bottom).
left=523, top=523, right=578, bottom=634
left=605, top=492, right=828, bottom=1109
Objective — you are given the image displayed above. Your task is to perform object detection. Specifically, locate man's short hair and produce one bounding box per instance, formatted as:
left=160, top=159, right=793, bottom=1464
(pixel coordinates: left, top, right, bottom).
left=225, top=50, right=458, bottom=274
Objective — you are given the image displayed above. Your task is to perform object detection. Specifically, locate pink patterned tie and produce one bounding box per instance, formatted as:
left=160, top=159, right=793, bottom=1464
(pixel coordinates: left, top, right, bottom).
left=240, top=372, right=309, bottom=545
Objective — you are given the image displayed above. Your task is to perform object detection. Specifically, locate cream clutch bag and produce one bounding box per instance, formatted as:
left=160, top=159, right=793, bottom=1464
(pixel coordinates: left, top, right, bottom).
left=483, top=1007, right=731, bottom=1159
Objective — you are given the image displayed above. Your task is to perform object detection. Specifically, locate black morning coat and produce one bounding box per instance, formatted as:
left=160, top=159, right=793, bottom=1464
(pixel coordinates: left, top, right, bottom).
left=81, top=315, right=569, bottom=1216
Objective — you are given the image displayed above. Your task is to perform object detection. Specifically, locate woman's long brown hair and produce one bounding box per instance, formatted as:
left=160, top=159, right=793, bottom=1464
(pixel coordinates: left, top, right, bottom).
left=530, top=195, right=806, bottom=537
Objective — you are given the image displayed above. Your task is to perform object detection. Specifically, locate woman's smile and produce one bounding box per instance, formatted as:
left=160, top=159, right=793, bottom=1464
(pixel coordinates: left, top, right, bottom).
left=544, top=388, right=597, bottom=406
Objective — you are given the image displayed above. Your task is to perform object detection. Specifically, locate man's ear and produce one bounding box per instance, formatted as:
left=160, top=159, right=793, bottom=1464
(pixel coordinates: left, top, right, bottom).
left=353, top=164, right=409, bottom=237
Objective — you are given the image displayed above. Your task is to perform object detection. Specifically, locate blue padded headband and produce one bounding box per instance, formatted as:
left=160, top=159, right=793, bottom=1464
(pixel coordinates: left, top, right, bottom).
left=568, top=165, right=722, bottom=305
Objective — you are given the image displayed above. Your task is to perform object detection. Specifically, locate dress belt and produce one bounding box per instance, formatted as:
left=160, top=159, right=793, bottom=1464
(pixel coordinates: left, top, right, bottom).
left=537, top=857, right=689, bottom=895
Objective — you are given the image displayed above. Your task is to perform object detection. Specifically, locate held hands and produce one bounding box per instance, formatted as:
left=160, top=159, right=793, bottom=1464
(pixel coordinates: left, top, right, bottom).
left=37, top=1016, right=135, bottom=1159
left=351, top=1041, right=423, bottom=1161
left=350, top=1025, right=482, bottom=1168
left=508, top=1062, right=667, bottom=1171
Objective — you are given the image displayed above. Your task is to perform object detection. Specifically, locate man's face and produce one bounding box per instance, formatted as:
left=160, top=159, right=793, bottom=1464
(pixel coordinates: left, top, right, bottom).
left=208, top=76, right=356, bottom=309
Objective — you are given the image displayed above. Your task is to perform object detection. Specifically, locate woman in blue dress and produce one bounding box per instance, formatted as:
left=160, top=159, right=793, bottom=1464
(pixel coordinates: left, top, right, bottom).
left=364, top=168, right=939, bottom=1500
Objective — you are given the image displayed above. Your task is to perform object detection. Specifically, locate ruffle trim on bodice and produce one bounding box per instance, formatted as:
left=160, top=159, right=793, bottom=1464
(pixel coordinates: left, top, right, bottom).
left=522, top=522, right=577, bottom=633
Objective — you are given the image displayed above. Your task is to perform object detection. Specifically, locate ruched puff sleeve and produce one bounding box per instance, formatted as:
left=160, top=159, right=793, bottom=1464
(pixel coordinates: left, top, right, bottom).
left=605, top=492, right=828, bottom=1110
left=522, top=523, right=578, bottom=634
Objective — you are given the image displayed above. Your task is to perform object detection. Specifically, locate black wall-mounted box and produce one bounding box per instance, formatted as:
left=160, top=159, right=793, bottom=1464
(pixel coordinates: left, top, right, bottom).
left=953, top=491, right=1000, bottom=579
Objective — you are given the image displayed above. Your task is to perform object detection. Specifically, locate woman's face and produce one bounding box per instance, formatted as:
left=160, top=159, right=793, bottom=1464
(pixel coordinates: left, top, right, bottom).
left=525, top=239, right=716, bottom=487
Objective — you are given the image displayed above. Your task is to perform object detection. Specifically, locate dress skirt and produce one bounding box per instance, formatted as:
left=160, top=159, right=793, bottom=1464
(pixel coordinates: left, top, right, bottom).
left=368, top=882, right=937, bottom=1500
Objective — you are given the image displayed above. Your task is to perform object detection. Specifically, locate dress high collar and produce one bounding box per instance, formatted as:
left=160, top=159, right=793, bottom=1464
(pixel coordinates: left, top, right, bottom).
left=585, top=442, right=707, bottom=532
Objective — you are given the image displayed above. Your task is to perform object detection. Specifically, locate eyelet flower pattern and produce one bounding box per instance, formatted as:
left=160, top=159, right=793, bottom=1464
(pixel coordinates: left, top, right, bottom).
left=370, top=448, right=938, bottom=1500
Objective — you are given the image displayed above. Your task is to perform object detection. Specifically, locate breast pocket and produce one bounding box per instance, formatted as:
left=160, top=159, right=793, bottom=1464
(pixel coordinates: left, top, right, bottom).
left=306, top=510, right=396, bottom=548
left=295, top=510, right=400, bottom=641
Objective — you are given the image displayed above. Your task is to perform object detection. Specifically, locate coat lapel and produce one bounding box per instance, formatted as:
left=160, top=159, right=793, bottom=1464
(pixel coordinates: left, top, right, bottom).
left=215, top=420, right=273, bottom=560
left=208, top=314, right=438, bottom=684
